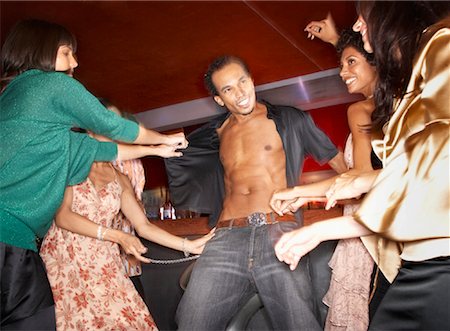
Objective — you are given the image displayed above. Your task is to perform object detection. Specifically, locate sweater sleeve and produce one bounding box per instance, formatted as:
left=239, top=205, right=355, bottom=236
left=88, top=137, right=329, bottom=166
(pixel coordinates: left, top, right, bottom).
left=67, top=132, right=118, bottom=186
left=50, top=73, right=139, bottom=142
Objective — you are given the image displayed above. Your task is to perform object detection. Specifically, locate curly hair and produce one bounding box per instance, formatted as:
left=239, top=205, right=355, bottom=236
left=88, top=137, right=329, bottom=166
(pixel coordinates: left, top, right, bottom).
left=336, top=28, right=374, bottom=66
left=204, top=55, right=250, bottom=96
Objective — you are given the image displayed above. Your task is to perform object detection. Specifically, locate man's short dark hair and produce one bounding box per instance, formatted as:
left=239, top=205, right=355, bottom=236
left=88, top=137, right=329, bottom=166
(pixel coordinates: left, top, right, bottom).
left=204, top=55, right=251, bottom=96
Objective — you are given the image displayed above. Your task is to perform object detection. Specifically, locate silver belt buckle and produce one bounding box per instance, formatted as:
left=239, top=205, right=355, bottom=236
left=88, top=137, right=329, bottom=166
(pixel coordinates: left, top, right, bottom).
left=247, top=212, right=267, bottom=227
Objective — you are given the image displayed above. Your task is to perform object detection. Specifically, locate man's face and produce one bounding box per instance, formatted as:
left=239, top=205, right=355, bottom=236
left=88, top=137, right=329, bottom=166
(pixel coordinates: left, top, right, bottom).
left=212, top=62, right=256, bottom=116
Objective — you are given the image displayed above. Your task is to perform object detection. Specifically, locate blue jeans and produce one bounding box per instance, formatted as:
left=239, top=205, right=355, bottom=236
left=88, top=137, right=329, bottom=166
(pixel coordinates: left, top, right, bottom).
left=176, top=223, right=322, bottom=330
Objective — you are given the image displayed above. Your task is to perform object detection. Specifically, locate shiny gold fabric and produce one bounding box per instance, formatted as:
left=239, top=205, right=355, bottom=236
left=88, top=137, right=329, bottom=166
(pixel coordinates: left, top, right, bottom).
left=354, top=17, right=450, bottom=282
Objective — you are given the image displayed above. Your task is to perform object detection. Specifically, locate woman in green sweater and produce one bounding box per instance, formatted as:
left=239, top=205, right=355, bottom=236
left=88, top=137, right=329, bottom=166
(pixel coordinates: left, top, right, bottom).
left=0, top=19, right=187, bottom=330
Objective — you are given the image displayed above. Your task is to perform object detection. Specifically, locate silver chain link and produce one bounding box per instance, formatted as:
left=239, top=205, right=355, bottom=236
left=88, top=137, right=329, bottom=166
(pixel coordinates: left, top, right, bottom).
left=147, top=254, right=200, bottom=264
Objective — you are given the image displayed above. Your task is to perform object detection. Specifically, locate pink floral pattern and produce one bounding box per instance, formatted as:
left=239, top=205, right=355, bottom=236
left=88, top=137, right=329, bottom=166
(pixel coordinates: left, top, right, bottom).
left=112, top=159, right=146, bottom=277
left=40, top=178, right=157, bottom=331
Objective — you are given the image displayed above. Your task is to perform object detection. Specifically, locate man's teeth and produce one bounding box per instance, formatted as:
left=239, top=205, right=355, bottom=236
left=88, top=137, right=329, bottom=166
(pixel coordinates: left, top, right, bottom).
left=238, top=98, right=248, bottom=106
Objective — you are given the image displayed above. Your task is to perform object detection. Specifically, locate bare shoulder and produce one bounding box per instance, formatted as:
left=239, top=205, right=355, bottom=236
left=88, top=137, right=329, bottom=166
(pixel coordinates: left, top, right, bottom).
left=347, top=99, right=373, bottom=126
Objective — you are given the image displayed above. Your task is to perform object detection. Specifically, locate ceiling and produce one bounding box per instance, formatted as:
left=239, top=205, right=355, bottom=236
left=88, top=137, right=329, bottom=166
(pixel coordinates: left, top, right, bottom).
left=1, top=1, right=359, bottom=130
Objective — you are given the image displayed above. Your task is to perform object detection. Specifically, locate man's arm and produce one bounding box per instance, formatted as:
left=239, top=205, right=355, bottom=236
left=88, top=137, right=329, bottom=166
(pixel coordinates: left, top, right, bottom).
left=327, top=151, right=347, bottom=174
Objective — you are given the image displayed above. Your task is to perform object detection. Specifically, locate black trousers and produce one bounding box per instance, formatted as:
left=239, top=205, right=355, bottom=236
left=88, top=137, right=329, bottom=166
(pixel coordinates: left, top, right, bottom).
left=130, top=275, right=146, bottom=301
left=1, top=243, right=56, bottom=330
left=370, top=256, right=450, bottom=330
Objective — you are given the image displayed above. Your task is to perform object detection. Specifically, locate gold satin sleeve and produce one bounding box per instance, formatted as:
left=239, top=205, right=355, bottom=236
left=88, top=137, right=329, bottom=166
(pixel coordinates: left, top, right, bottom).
left=355, top=121, right=449, bottom=240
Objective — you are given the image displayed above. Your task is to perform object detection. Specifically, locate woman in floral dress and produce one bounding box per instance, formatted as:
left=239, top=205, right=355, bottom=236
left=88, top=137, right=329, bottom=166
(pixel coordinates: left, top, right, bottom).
left=41, top=158, right=214, bottom=330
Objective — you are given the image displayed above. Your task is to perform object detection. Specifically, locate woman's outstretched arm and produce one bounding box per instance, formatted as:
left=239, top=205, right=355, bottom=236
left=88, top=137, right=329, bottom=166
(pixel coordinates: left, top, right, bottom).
left=117, top=173, right=215, bottom=255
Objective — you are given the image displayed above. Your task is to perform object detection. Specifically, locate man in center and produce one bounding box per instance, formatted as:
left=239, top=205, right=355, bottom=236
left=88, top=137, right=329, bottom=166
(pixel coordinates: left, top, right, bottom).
left=166, top=55, right=346, bottom=330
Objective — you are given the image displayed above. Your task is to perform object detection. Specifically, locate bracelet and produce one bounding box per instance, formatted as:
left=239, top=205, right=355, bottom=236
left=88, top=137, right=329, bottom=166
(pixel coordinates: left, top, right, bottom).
left=101, top=228, right=109, bottom=241
left=182, top=237, right=190, bottom=258
left=97, top=225, right=103, bottom=240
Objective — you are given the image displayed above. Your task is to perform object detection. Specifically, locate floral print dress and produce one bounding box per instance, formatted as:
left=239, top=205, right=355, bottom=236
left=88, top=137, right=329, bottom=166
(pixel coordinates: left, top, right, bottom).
left=40, top=177, right=157, bottom=331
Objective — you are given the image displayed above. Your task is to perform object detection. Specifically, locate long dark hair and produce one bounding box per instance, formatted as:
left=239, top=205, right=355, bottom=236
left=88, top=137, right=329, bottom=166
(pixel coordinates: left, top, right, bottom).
left=357, top=1, right=450, bottom=130
left=1, top=19, right=77, bottom=88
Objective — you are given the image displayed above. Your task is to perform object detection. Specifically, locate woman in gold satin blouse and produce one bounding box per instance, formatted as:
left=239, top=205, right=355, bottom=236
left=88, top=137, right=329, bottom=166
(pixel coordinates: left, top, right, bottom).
left=273, top=1, right=450, bottom=329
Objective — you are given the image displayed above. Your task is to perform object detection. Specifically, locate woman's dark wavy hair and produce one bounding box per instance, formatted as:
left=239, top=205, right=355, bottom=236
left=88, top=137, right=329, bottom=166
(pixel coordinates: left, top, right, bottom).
left=336, top=28, right=375, bottom=66
left=1, top=19, right=77, bottom=89
left=356, top=1, right=450, bottom=130
left=204, top=55, right=250, bottom=96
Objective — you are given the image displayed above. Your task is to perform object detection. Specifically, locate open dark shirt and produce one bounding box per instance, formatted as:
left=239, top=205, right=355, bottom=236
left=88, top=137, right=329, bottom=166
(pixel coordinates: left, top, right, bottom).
left=165, top=101, right=338, bottom=227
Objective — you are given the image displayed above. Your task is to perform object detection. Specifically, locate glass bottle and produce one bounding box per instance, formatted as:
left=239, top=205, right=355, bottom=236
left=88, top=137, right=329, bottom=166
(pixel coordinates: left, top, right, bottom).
left=162, top=187, right=175, bottom=220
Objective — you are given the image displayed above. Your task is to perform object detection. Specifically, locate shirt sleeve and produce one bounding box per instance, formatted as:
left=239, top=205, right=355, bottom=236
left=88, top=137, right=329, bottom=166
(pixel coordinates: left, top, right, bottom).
left=296, top=110, right=338, bottom=164
left=50, top=73, right=139, bottom=143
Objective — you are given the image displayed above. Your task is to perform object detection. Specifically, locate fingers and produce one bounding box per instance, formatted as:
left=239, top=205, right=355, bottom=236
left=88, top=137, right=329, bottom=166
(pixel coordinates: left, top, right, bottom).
left=282, top=250, right=302, bottom=270
left=274, top=231, right=295, bottom=258
left=304, top=20, right=322, bottom=32
left=168, top=151, right=183, bottom=158
left=269, top=194, right=285, bottom=216
left=127, top=244, right=151, bottom=263
left=325, top=197, right=337, bottom=210
left=178, top=139, right=188, bottom=149
left=304, top=21, right=323, bottom=40
left=270, top=199, right=285, bottom=216
left=160, top=146, right=183, bottom=158
left=169, top=133, right=188, bottom=149
left=189, top=230, right=216, bottom=254
left=325, top=186, right=337, bottom=210
left=134, top=253, right=151, bottom=264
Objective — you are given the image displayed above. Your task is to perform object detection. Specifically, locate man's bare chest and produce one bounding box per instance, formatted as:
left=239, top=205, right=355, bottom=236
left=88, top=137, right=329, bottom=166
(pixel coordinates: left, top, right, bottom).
left=219, top=119, right=284, bottom=166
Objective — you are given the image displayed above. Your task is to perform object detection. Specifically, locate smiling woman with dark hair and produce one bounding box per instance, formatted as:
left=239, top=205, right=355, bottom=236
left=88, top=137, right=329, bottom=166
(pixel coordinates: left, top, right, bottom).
left=273, top=2, right=450, bottom=330
left=271, top=23, right=382, bottom=330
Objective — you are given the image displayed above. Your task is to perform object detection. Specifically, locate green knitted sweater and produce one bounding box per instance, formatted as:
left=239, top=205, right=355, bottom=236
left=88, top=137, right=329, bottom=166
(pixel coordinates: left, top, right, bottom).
left=0, top=70, right=139, bottom=251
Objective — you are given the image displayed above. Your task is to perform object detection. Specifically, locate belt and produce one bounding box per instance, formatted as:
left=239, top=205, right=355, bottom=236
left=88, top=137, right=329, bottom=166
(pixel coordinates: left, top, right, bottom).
left=216, top=212, right=296, bottom=229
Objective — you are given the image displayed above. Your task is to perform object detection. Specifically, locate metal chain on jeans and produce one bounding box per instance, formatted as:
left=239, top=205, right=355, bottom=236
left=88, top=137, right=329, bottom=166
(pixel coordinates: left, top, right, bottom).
left=147, top=255, right=200, bottom=264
